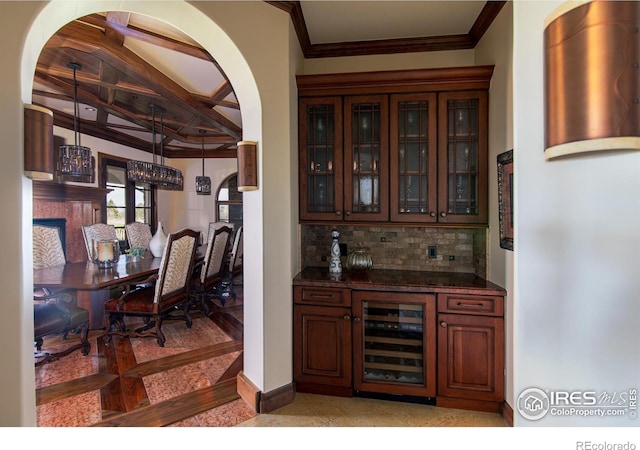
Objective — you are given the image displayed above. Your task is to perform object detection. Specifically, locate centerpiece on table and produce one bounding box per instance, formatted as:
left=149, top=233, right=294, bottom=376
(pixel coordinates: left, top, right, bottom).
left=125, top=247, right=145, bottom=263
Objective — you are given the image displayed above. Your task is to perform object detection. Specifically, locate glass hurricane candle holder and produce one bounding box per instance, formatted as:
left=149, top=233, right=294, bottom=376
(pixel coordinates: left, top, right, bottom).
left=93, top=239, right=120, bottom=269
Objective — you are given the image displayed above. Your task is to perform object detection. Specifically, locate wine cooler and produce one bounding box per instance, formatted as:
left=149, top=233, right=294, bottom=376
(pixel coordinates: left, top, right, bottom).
left=353, top=291, right=436, bottom=398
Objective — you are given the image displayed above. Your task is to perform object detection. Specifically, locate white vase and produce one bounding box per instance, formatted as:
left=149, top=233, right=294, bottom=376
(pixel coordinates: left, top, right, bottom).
left=149, top=221, right=167, bottom=257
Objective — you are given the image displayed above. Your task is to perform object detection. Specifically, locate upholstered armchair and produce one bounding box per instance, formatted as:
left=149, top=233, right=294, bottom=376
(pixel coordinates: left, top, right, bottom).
left=81, top=223, right=118, bottom=261
left=34, top=292, right=90, bottom=366
left=33, top=225, right=90, bottom=365
left=125, top=222, right=153, bottom=253
left=103, top=228, right=199, bottom=347
left=190, top=225, right=232, bottom=315
left=33, top=224, right=68, bottom=300
left=228, top=226, right=243, bottom=277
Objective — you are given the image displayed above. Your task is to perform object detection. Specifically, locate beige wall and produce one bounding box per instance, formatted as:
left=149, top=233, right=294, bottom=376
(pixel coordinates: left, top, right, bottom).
left=474, top=1, right=514, bottom=410
left=514, top=1, right=640, bottom=426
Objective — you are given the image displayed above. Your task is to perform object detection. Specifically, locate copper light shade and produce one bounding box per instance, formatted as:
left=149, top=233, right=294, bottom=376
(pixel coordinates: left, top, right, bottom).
left=237, top=141, right=258, bottom=192
left=544, top=1, right=640, bottom=160
left=24, top=104, right=54, bottom=180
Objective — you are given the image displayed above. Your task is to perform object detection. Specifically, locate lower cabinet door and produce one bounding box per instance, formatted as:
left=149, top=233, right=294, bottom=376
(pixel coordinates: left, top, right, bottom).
left=437, top=313, right=504, bottom=402
left=293, top=305, right=352, bottom=390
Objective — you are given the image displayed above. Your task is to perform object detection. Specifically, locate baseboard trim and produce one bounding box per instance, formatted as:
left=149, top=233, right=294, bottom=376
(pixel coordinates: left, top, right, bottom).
left=436, top=396, right=501, bottom=413
left=259, top=381, right=296, bottom=414
left=237, top=371, right=261, bottom=413
left=501, top=400, right=514, bottom=427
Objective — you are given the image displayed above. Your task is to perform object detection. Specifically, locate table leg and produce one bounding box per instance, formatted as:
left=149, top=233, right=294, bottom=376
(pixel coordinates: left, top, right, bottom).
left=76, top=289, right=111, bottom=330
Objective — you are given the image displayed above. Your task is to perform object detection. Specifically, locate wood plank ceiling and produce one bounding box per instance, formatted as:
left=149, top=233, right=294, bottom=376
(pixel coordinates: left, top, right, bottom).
left=31, top=2, right=505, bottom=160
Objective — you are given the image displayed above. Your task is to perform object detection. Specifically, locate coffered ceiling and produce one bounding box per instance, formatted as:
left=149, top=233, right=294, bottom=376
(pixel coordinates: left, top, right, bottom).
left=31, top=1, right=505, bottom=160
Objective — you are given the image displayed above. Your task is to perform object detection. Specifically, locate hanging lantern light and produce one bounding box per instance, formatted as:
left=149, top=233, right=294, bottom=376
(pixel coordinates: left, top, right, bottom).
left=195, top=129, right=211, bottom=195
left=57, top=62, right=94, bottom=182
left=126, top=104, right=184, bottom=190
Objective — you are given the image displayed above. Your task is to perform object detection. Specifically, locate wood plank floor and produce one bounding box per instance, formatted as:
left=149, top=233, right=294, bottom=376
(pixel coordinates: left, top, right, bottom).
left=34, top=279, right=253, bottom=427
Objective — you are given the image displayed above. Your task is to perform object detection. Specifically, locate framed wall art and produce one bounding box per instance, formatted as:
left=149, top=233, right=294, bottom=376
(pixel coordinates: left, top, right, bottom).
left=497, top=149, right=513, bottom=251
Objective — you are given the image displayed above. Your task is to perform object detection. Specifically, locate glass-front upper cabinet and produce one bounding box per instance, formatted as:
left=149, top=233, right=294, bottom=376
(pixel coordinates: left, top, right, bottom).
left=299, top=97, right=343, bottom=221
left=343, top=95, right=389, bottom=222
left=390, top=93, right=438, bottom=223
left=438, top=91, right=488, bottom=224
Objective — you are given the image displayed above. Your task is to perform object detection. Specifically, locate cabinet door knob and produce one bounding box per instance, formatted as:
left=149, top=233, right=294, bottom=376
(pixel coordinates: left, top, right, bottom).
left=440, top=212, right=447, bottom=218
left=335, top=210, right=342, bottom=216
left=430, top=211, right=436, bottom=217
left=353, top=317, right=361, bottom=323
left=343, top=315, right=351, bottom=321
left=440, top=321, right=448, bottom=328
left=345, top=210, right=352, bottom=216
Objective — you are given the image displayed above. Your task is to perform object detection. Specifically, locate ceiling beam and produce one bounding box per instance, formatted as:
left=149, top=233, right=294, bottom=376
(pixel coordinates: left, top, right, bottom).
left=47, top=21, right=242, bottom=140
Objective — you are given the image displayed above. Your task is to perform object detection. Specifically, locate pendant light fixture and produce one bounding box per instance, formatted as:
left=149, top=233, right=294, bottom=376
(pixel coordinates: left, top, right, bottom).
left=58, top=62, right=93, bottom=182
left=127, top=104, right=184, bottom=190
left=195, top=129, right=211, bottom=195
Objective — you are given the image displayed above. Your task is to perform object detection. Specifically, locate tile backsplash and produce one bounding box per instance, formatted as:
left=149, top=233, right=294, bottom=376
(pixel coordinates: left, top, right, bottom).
left=301, top=225, right=487, bottom=277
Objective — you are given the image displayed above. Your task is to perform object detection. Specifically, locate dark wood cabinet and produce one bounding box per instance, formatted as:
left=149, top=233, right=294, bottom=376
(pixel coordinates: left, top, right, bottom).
left=293, top=286, right=353, bottom=396
left=297, top=66, right=493, bottom=225
left=389, top=93, right=438, bottom=222
left=352, top=290, right=436, bottom=398
left=292, top=269, right=506, bottom=412
left=437, top=294, right=504, bottom=406
left=437, top=91, right=488, bottom=224
left=299, top=97, right=344, bottom=221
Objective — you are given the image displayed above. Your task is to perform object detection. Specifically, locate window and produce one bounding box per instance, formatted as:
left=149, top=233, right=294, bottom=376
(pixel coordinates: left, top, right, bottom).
left=99, top=155, right=155, bottom=247
left=216, top=173, right=243, bottom=230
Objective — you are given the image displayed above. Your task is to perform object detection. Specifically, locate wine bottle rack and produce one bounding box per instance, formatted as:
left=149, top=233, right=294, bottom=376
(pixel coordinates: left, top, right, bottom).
left=362, top=301, right=425, bottom=385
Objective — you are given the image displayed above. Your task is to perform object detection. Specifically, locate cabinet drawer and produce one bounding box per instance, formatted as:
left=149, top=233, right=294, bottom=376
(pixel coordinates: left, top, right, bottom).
left=437, top=294, right=503, bottom=317
left=294, top=286, right=351, bottom=307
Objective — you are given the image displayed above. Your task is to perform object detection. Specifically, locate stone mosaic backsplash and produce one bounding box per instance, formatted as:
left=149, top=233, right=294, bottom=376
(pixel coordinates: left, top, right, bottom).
left=301, top=225, right=487, bottom=277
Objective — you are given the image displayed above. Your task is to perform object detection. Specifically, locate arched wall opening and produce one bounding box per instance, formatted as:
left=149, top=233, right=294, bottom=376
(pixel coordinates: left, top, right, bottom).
left=17, top=0, right=283, bottom=425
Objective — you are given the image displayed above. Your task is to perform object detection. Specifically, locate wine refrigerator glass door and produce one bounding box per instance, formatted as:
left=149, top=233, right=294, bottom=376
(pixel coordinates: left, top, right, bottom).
left=353, top=291, right=436, bottom=398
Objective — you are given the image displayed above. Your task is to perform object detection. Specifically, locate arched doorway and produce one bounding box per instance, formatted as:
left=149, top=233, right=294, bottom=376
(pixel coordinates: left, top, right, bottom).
left=19, top=0, right=268, bottom=426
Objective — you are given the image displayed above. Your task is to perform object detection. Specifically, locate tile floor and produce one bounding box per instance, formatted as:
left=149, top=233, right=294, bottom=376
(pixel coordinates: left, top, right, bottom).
left=238, top=392, right=506, bottom=427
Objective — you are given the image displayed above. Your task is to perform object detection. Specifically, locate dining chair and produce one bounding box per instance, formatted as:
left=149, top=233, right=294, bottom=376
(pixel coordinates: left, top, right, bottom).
left=34, top=291, right=90, bottom=366
left=190, top=225, right=233, bottom=315
left=33, top=224, right=68, bottom=301
left=33, top=225, right=66, bottom=269
left=228, top=225, right=243, bottom=277
left=32, top=225, right=91, bottom=365
left=103, top=228, right=199, bottom=347
left=206, top=221, right=234, bottom=246
left=125, top=222, right=153, bottom=252
left=81, top=223, right=118, bottom=261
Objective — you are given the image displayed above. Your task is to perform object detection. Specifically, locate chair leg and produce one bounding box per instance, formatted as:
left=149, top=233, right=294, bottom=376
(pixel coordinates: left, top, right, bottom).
left=155, top=315, right=165, bottom=347
left=183, top=302, right=193, bottom=329
left=79, top=322, right=90, bottom=356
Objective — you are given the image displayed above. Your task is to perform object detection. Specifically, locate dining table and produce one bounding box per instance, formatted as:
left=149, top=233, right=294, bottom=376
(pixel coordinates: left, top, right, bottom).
left=33, top=247, right=205, bottom=330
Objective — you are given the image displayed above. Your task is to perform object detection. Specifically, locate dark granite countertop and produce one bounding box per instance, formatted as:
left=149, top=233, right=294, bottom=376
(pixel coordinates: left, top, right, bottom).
left=293, top=266, right=507, bottom=296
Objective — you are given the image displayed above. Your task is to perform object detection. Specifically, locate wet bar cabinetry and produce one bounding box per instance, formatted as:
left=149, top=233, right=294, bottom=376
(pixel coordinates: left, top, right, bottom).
left=293, top=267, right=507, bottom=413
left=297, top=66, right=492, bottom=225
